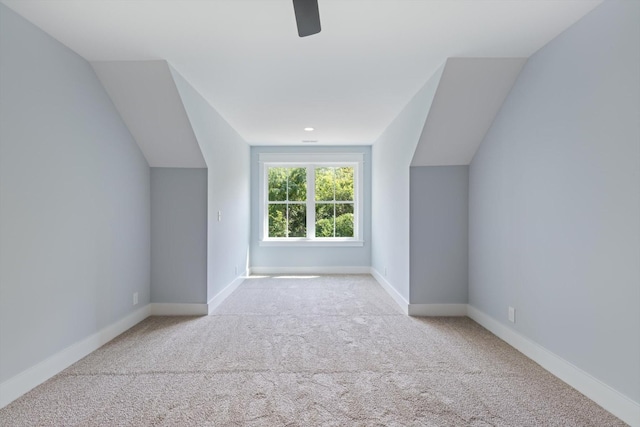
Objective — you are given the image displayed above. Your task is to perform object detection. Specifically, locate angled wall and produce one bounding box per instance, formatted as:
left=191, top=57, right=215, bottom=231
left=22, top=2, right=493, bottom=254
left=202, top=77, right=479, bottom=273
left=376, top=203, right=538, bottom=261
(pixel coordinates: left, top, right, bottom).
left=91, top=60, right=211, bottom=310
left=469, top=0, right=639, bottom=415
left=407, top=58, right=525, bottom=311
left=371, top=64, right=444, bottom=304
left=92, top=61, right=206, bottom=168
left=0, top=2, right=150, bottom=394
left=411, top=58, right=526, bottom=167
left=170, top=67, right=251, bottom=302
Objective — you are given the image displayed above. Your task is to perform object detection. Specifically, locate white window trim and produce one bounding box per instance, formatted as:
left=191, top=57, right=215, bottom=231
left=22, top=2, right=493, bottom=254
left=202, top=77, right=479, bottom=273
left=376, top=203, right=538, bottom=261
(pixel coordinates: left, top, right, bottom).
left=259, top=153, right=364, bottom=247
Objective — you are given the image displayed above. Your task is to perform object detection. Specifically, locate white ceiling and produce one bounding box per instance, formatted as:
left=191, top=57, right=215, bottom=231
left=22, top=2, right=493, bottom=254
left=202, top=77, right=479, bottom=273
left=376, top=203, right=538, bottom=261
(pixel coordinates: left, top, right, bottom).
left=92, top=61, right=206, bottom=168
left=2, top=0, right=602, bottom=146
left=412, top=57, right=527, bottom=167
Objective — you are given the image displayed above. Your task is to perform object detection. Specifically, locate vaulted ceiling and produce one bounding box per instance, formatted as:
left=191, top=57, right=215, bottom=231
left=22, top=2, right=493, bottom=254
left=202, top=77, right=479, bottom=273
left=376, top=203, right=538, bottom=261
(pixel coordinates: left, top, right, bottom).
left=92, top=61, right=206, bottom=168
left=1, top=0, right=601, bottom=148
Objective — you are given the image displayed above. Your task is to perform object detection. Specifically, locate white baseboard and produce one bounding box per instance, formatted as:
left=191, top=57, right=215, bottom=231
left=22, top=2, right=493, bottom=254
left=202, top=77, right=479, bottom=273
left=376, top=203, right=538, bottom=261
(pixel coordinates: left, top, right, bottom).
left=0, top=305, right=150, bottom=409
left=4, top=279, right=635, bottom=426
left=208, top=272, right=246, bottom=314
left=369, top=267, right=409, bottom=315
left=467, top=305, right=640, bottom=427
left=408, top=304, right=468, bottom=317
left=150, top=303, right=208, bottom=316
left=250, top=266, right=371, bottom=275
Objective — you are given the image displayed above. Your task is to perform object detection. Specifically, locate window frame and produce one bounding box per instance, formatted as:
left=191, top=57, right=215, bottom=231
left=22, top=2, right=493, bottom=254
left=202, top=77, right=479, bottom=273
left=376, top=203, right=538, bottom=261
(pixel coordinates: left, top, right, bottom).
left=259, top=153, right=364, bottom=247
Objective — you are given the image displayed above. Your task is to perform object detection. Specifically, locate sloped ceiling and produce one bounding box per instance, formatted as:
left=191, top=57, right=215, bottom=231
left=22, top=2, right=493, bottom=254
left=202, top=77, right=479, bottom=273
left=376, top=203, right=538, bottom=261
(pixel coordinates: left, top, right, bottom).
left=1, top=0, right=602, bottom=145
left=92, top=61, right=206, bottom=168
left=412, top=58, right=527, bottom=166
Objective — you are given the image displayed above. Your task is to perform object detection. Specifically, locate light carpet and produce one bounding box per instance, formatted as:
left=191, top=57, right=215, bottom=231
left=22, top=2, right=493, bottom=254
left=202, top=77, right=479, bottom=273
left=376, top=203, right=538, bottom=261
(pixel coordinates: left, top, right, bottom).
left=0, top=274, right=626, bottom=426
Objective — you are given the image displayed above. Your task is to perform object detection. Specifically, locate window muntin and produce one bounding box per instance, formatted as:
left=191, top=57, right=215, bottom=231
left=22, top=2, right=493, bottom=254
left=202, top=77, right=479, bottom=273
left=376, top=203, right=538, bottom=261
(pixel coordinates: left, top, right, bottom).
left=259, top=153, right=363, bottom=245
left=267, top=167, right=307, bottom=238
left=314, top=167, right=354, bottom=238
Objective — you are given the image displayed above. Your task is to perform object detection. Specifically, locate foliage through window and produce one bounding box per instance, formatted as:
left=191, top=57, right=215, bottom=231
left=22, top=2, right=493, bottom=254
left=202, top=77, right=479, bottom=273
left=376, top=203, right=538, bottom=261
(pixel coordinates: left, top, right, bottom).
left=261, top=154, right=362, bottom=244
left=268, top=167, right=307, bottom=237
left=315, top=167, right=354, bottom=238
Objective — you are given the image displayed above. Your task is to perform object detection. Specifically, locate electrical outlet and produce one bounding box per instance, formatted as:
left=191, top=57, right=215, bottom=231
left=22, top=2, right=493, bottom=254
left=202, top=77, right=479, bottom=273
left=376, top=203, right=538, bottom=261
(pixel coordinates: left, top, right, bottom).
left=384, top=267, right=388, bottom=277
left=133, top=292, right=139, bottom=306
left=217, top=210, right=222, bottom=222
left=508, top=306, right=515, bottom=323
left=234, top=266, right=238, bottom=275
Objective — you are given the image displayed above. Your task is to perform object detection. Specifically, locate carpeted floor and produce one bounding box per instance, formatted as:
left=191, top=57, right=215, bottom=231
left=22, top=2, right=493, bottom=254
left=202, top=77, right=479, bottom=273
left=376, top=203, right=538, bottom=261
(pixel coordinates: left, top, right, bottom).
left=0, top=275, right=626, bottom=426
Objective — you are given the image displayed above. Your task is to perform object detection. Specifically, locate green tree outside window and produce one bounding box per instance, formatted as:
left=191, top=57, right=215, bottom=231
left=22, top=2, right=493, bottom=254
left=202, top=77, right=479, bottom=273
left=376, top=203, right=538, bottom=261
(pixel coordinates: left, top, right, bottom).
left=266, top=165, right=355, bottom=239
left=315, top=167, right=354, bottom=238
left=268, top=167, right=306, bottom=237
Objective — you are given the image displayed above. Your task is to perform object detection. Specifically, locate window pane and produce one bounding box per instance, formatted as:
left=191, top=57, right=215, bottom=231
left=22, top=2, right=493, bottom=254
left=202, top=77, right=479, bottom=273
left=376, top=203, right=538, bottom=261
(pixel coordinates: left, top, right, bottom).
left=315, top=203, right=334, bottom=237
left=264, top=159, right=358, bottom=241
left=335, top=167, right=354, bottom=201
left=288, top=167, right=307, bottom=201
left=315, top=167, right=334, bottom=201
left=268, top=168, right=287, bottom=201
left=335, top=204, right=354, bottom=237
left=268, top=204, right=287, bottom=237
left=288, top=204, right=306, bottom=237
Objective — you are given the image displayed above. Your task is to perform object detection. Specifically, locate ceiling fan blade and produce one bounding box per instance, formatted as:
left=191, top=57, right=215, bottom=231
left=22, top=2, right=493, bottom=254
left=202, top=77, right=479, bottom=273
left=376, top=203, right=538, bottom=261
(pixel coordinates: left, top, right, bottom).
left=292, top=0, right=321, bottom=37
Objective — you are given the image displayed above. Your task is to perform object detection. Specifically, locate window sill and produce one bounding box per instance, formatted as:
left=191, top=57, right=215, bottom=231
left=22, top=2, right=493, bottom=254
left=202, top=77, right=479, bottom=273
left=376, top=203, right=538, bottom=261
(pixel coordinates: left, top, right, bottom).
left=259, top=239, right=364, bottom=247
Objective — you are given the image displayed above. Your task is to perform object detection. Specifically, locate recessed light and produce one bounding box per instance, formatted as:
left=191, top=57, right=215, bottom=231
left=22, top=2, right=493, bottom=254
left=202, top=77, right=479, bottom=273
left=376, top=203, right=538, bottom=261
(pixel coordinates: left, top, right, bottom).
left=304, top=127, right=314, bottom=132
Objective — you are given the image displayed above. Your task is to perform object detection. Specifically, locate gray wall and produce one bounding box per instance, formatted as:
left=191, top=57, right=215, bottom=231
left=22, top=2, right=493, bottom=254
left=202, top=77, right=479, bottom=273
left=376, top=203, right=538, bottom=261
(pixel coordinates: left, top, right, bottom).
left=151, top=168, right=207, bottom=304
left=250, top=145, right=371, bottom=269
left=469, top=0, right=639, bottom=403
left=410, top=166, right=468, bottom=304
left=371, top=65, right=444, bottom=301
left=0, top=5, right=150, bottom=383
left=170, top=67, right=251, bottom=301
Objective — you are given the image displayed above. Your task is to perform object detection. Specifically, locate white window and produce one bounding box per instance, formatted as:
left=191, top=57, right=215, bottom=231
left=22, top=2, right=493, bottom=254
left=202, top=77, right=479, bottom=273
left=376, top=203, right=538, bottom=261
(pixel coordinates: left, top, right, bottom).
left=259, top=153, right=364, bottom=246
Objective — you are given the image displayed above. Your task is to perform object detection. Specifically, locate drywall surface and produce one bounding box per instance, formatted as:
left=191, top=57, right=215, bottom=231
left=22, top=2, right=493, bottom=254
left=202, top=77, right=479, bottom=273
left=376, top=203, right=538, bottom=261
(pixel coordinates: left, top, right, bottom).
left=92, top=60, right=206, bottom=168
left=371, top=64, right=444, bottom=302
left=469, top=0, right=639, bottom=402
left=410, top=166, right=468, bottom=304
left=151, top=168, right=207, bottom=304
left=411, top=58, right=526, bottom=166
left=0, top=4, right=150, bottom=383
left=249, top=145, right=371, bottom=269
left=170, top=67, right=251, bottom=301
